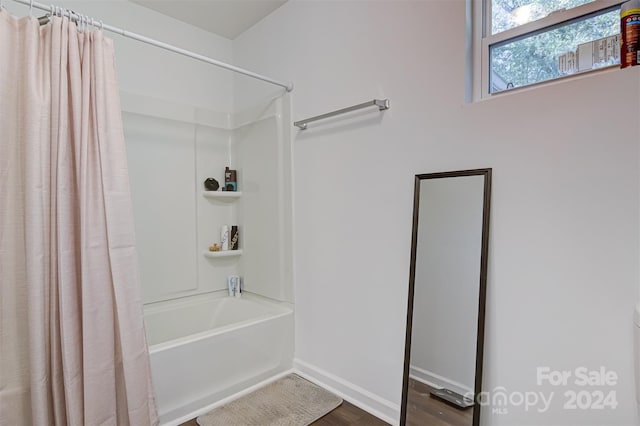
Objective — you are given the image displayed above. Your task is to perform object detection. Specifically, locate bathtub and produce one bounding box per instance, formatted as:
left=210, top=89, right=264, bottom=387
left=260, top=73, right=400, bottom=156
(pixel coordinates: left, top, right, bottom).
left=144, top=293, right=294, bottom=425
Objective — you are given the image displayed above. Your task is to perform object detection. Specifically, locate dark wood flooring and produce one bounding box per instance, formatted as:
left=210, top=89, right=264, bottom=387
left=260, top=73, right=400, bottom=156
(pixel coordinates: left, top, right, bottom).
left=179, top=400, right=388, bottom=426
left=312, top=401, right=389, bottom=426
left=406, top=379, right=473, bottom=426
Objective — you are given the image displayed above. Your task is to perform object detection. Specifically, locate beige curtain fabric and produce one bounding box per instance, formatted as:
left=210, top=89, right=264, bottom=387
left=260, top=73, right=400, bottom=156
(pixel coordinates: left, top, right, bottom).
left=0, top=10, right=158, bottom=426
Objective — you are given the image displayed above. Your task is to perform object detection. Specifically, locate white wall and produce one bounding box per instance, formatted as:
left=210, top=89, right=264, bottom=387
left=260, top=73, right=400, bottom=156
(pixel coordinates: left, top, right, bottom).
left=410, top=175, right=485, bottom=395
left=235, top=96, right=295, bottom=302
left=124, top=113, right=198, bottom=302
left=234, top=1, right=640, bottom=424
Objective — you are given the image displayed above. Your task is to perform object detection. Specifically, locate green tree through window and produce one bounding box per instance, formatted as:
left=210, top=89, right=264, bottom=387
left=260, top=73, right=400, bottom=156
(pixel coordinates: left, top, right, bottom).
left=490, top=7, right=619, bottom=91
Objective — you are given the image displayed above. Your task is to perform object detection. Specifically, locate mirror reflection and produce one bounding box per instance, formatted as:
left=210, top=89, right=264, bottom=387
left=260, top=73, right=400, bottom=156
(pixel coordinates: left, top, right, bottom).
left=401, top=169, right=491, bottom=426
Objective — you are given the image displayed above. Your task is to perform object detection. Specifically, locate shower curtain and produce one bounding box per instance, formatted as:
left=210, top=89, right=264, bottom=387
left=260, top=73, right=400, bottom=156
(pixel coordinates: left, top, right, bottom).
left=0, top=10, right=158, bottom=426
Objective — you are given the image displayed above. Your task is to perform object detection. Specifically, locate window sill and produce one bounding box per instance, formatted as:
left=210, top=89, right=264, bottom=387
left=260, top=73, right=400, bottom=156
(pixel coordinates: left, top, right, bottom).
left=473, top=63, right=626, bottom=103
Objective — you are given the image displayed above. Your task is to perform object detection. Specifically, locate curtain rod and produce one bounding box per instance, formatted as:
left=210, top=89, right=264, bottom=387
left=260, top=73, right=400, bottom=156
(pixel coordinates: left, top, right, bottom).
left=6, top=0, right=294, bottom=92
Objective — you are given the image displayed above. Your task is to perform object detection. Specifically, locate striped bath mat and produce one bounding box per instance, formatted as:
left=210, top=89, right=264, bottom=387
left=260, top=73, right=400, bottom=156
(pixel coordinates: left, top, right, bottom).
left=197, top=374, right=342, bottom=426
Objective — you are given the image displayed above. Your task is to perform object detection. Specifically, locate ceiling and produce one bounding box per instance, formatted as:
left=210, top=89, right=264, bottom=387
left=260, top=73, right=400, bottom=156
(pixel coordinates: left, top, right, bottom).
left=130, top=0, right=287, bottom=39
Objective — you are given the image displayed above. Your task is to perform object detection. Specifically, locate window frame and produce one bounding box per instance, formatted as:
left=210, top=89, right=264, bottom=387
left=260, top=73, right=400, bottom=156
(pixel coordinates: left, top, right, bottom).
left=473, top=0, right=625, bottom=100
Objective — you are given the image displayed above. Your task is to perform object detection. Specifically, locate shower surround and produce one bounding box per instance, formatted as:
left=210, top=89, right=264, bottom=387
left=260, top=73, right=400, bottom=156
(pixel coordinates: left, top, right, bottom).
left=121, top=92, right=294, bottom=424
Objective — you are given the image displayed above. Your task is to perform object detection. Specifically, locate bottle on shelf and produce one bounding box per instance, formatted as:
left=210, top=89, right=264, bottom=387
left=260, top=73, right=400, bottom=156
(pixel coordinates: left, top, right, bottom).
left=220, top=225, right=229, bottom=251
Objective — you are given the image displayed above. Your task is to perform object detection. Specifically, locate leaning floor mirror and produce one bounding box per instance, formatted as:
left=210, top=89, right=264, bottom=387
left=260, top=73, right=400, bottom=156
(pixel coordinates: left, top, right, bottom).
left=400, top=169, right=492, bottom=426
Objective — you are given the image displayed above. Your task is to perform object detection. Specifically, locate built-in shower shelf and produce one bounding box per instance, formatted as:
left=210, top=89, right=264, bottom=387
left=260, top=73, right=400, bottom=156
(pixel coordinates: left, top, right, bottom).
left=203, top=250, right=243, bottom=259
left=202, top=191, right=242, bottom=199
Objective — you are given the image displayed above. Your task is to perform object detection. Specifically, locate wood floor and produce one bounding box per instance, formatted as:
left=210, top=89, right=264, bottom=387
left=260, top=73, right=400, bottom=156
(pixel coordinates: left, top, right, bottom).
left=406, top=379, right=473, bottom=426
left=311, top=401, right=389, bottom=426
left=179, top=401, right=388, bottom=426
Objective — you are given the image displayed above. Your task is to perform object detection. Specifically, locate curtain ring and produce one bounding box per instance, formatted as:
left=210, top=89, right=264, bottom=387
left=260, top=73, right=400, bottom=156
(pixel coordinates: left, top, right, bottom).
left=49, top=4, right=54, bottom=17
left=29, top=0, right=33, bottom=16
left=100, top=20, right=104, bottom=31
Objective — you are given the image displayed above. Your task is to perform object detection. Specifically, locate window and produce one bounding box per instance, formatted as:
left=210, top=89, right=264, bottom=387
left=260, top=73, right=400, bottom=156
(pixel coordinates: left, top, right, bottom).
left=475, top=0, right=625, bottom=97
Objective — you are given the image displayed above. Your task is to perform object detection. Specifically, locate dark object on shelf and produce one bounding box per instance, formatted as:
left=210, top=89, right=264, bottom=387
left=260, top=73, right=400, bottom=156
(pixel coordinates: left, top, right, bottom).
left=225, top=167, right=237, bottom=191
left=204, top=178, right=219, bottom=191
left=230, top=226, right=239, bottom=250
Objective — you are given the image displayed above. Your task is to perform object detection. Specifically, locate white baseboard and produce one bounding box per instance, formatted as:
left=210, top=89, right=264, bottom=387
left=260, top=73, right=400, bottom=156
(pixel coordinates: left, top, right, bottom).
left=293, top=358, right=400, bottom=426
left=409, top=364, right=473, bottom=397
left=161, top=369, right=295, bottom=426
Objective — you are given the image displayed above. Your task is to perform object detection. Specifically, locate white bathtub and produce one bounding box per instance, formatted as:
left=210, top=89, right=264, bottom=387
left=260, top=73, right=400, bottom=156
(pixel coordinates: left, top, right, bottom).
left=144, top=293, right=294, bottom=425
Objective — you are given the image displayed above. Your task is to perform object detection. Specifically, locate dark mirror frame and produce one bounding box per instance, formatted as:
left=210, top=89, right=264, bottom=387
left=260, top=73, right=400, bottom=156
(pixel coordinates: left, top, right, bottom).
left=400, top=168, right=492, bottom=426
